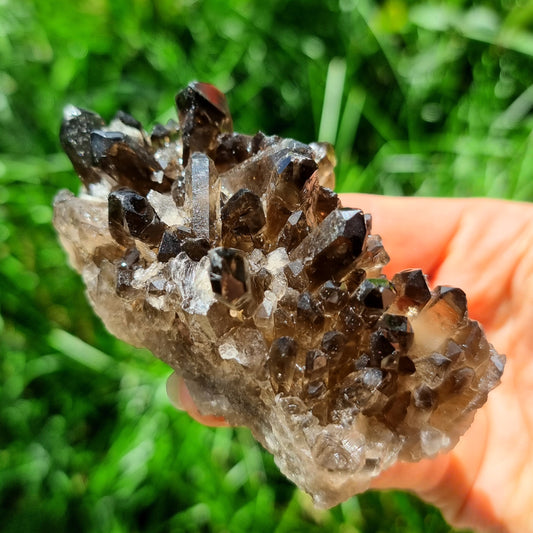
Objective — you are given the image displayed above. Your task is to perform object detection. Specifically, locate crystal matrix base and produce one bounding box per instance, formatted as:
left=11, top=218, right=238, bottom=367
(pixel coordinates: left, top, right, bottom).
left=54, top=82, right=505, bottom=508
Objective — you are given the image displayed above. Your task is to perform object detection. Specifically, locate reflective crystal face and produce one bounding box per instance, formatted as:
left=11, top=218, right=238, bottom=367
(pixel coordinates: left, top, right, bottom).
left=54, top=81, right=505, bottom=508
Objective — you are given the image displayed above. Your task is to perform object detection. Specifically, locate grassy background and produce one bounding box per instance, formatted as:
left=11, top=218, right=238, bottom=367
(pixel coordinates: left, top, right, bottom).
left=1, top=0, right=532, bottom=531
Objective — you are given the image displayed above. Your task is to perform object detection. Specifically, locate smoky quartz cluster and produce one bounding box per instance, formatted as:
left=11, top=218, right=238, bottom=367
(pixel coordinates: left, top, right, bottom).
left=54, top=82, right=505, bottom=507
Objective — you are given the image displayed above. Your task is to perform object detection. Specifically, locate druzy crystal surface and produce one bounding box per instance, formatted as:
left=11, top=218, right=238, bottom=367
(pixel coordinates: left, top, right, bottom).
left=54, top=83, right=505, bottom=508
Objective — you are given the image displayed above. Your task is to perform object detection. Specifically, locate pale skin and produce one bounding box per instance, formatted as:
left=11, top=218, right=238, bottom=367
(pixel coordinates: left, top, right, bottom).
left=167, top=194, right=533, bottom=533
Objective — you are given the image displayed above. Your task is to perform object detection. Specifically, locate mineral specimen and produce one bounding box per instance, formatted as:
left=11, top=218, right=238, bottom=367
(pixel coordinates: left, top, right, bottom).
left=54, top=82, right=505, bottom=508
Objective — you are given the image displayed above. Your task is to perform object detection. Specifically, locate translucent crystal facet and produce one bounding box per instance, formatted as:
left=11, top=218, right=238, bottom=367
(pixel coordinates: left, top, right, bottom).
left=54, top=82, right=505, bottom=509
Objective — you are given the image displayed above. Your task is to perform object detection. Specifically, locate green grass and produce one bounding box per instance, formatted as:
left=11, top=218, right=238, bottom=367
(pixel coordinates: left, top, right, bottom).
left=2, top=0, right=532, bottom=531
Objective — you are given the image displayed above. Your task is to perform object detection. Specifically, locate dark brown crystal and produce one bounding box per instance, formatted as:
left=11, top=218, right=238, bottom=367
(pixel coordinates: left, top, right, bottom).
left=413, top=385, right=437, bottom=410
left=376, top=314, right=414, bottom=352
left=157, top=230, right=183, bottom=262
left=182, top=237, right=210, bottom=261
left=296, top=292, right=325, bottom=329
left=278, top=210, right=309, bottom=252
left=108, top=188, right=166, bottom=246
left=115, top=248, right=140, bottom=297
left=221, top=188, right=266, bottom=247
left=214, top=133, right=253, bottom=172
left=301, top=172, right=340, bottom=227
left=208, top=247, right=249, bottom=307
left=391, top=269, right=431, bottom=310
left=291, top=208, right=367, bottom=284
left=60, top=106, right=105, bottom=186
left=268, top=336, right=298, bottom=394
left=92, top=131, right=167, bottom=196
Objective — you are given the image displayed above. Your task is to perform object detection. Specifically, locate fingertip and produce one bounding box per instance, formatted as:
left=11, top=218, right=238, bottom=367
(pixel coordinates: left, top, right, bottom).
left=370, top=462, right=416, bottom=491
left=166, top=372, right=229, bottom=427
left=166, top=371, right=184, bottom=411
left=370, top=455, right=451, bottom=495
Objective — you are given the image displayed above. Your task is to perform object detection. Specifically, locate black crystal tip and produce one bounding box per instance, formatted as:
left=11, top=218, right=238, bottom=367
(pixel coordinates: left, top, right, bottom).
left=151, top=120, right=179, bottom=146
left=113, top=110, right=143, bottom=130
left=90, top=130, right=126, bottom=164
left=356, top=279, right=396, bottom=309
left=157, top=230, right=183, bottom=263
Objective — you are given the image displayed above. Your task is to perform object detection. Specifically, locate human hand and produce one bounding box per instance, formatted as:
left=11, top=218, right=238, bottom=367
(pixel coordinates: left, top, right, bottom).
left=168, top=194, right=533, bottom=533
left=347, top=194, right=533, bottom=533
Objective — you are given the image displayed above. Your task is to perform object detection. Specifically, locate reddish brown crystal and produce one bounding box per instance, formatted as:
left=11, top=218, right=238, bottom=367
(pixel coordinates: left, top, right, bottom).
left=177, top=81, right=233, bottom=165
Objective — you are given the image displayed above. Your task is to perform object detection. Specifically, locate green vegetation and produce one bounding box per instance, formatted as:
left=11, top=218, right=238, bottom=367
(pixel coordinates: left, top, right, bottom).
left=1, top=0, right=532, bottom=531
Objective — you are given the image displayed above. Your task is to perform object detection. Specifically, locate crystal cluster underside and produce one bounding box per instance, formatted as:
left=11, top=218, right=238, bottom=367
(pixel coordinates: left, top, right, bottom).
left=54, top=82, right=505, bottom=508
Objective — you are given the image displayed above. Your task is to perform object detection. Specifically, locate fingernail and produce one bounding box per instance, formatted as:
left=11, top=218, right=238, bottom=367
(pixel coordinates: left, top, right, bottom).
left=166, top=371, right=184, bottom=411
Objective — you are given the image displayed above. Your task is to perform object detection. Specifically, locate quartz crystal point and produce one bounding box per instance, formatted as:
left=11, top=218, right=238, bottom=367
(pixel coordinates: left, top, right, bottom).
left=54, top=81, right=505, bottom=508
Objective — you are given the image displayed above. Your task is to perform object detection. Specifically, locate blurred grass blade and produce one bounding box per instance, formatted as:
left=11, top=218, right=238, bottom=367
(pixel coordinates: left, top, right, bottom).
left=0, top=154, right=71, bottom=184
left=498, top=28, right=533, bottom=56
left=511, top=131, right=533, bottom=200
left=362, top=92, right=401, bottom=142
left=411, top=3, right=533, bottom=56
left=336, top=86, right=366, bottom=159
left=48, top=328, right=117, bottom=374
left=318, top=57, right=346, bottom=144
left=491, top=84, right=533, bottom=132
